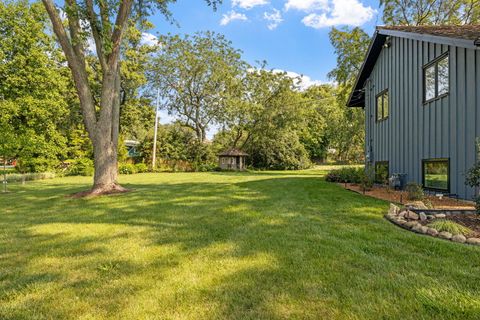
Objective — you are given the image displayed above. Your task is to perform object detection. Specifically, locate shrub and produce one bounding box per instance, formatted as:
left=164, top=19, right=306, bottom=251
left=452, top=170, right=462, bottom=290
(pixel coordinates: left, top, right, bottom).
left=15, top=158, right=59, bottom=173
left=65, top=158, right=94, bottom=176
left=5, top=172, right=55, bottom=183
left=405, top=182, right=424, bottom=201
left=465, top=161, right=480, bottom=213
left=360, top=166, right=375, bottom=191
left=325, top=167, right=363, bottom=184
left=134, top=163, right=149, bottom=173
left=119, top=163, right=137, bottom=175
left=428, top=219, right=472, bottom=236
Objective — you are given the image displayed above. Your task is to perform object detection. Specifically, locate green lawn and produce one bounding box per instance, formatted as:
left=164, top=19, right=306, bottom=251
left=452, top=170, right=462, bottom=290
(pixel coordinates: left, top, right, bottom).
left=1, top=169, right=479, bottom=319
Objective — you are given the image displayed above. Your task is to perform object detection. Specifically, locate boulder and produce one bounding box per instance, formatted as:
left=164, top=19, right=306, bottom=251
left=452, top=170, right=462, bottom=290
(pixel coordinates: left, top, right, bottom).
left=412, top=225, right=423, bottom=233
left=398, top=211, right=406, bottom=218
left=405, top=221, right=418, bottom=228
left=405, top=210, right=419, bottom=220
left=419, top=212, right=427, bottom=221
left=451, top=234, right=467, bottom=243
left=435, top=213, right=446, bottom=219
left=466, top=238, right=480, bottom=245
left=406, top=201, right=428, bottom=210
left=389, top=204, right=401, bottom=216
left=438, top=231, right=453, bottom=240
left=420, top=226, right=429, bottom=234
left=427, top=228, right=439, bottom=236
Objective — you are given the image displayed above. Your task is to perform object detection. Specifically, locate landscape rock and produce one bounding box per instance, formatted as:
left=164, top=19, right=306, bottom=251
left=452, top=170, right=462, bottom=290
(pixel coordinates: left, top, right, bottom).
left=427, top=228, right=439, bottom=236
left=405, top=221, right=418, bottom=228
left=438, top=231, right=453, bottom=240
left=426, top=215, right=435, bottom=220
left=405, top=210, right=419, bottom=220
left=412, top=225, right=423, bottom=233
left=419, top=212, right=427, bottom=221
left=466, top=238, right=480, bottom=245
left=435, top=213, right=446, bottom=219
left=451, top=234, right=467, bottom=243
left=420, top=226, right=429, bottom=234
left=398, top=211, right=406, bottom=218
left=389, top=204, right=401, bottom=216
left=406, top=201, right=428, bottom=210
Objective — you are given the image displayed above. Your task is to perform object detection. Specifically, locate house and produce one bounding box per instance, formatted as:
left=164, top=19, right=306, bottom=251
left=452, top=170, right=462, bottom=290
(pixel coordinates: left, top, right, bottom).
left=218, top=149, right=248, bottom=171
left=347, top=25, right=480, bottom=200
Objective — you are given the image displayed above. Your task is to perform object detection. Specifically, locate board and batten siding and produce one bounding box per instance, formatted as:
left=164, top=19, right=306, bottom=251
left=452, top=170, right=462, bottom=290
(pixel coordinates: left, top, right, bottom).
left=364, top=36, right=480, bottom=200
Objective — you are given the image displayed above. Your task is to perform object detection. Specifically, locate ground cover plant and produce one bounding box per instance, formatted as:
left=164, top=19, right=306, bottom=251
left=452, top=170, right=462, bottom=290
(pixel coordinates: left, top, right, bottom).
left=0, top=168, right=479, bottom=319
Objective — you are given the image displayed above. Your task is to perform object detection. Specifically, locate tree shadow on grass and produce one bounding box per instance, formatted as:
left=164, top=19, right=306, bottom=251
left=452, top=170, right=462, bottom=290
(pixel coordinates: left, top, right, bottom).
left=0, top=175, right=480, bottom=319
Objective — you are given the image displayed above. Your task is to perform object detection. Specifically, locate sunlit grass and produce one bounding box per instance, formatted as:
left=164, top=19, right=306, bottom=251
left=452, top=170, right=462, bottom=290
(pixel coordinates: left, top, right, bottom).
left=0, top=169, right=479, bottom=319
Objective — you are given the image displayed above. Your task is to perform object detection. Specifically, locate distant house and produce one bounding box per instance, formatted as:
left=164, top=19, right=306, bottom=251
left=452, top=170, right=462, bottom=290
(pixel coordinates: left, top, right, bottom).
left=348, top=25, right=480, bottom=200
left=218, top=149, right=248, bottom=171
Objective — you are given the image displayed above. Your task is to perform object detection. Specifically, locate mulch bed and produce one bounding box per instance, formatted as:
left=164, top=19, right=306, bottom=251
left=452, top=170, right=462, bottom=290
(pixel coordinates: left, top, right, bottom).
left=340, top=183, right=475, bottom=210
left=416, top=214, right=480, bottom=238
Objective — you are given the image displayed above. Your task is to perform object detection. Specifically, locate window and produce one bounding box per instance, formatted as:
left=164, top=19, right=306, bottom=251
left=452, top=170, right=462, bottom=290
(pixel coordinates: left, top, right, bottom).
left=422, top=159, right=449, bottom=191
left=424, top=54, right=449, bottom=102
left=376, top=90, right=389, bottom=121
left=375, top=161, right=389, bottom=184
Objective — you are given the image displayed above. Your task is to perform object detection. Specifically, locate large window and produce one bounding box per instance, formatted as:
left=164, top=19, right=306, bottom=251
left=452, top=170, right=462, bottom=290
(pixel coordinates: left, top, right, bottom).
left=375, top=161, right=389, bottom=184
left=376, top=90, right=389, bottom=121
left=424, top=54, right=449, bottom=102
left=422, top=159, right=449, bottom=191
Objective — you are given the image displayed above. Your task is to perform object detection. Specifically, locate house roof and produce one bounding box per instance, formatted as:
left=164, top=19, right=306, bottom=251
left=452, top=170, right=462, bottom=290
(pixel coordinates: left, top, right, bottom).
left=218, top=149, right=249, bottom=157
left=347, top=25, right=480, bottom=108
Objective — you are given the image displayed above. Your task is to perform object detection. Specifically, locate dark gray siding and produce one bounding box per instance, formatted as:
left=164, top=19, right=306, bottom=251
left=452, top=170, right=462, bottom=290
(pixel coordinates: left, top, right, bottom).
left=365, top=36, right=480, bottom=200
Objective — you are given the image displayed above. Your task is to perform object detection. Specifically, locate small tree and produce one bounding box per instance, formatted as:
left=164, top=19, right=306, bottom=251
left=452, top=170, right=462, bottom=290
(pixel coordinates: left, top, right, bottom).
left=465, top=138, right=480, bottom=212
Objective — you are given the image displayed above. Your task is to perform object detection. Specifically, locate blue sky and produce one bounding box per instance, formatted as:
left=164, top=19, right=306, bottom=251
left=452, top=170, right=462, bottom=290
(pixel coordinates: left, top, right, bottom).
left=150, top=0, right=383, bottom=85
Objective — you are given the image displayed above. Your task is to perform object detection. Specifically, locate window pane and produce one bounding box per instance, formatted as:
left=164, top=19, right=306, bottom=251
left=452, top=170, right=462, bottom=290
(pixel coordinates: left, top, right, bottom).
left=424, top=160, right=449, bottom=190
left=376, top=95, right=382, bottom=121
left=438, top=57, right=449, bottom=95
left=425, top=65, right=436, bottom=101
left=383, top=91, right=389, bottom=118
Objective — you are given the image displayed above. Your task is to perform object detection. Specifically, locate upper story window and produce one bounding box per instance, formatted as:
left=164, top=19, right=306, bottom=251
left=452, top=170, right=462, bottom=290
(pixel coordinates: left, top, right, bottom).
left=376, top=90, right=389, bottom=121
left=424, top=54, right=449, bottom=103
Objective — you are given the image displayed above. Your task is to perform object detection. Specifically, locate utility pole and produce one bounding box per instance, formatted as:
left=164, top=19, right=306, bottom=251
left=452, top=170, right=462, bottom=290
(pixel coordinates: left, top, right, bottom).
left=152, top=89, right=160, bottom=170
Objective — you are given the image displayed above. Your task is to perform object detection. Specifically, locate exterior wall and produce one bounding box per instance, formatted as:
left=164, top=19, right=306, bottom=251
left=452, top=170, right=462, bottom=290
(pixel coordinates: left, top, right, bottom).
left=365, top=37, right=480, bottom=200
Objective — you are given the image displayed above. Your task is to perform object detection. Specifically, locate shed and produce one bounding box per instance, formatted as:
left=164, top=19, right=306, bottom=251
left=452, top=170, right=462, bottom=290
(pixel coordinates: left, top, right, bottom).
left=218, top=149, right=248, bottom=171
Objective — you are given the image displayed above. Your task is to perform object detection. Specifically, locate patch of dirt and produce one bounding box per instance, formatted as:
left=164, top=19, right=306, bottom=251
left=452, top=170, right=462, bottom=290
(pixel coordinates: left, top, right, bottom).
left=340, top=183, right=475, bottom=210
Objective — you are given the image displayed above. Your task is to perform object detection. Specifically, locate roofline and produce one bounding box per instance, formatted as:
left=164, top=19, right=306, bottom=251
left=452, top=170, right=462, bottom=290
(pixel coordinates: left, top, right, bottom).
left=378, top=28, right=480, bottom=50
left=347, top=26, right=480, bottom=108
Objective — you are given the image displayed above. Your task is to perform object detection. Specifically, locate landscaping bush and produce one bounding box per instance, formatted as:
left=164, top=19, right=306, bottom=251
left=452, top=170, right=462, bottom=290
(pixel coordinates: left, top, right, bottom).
left=65, top=158, right=94, bottom=176
left=134, top=163, right=149, bottom=173
left=428, top=219, right=472, bottom=236
left=465, top=161, right=480, bottom=214
left=405, top=182, right=424, bottom=200
left=119, top=163, right=137, bottom=175
left=360, top=166, right=375, bottom=191
left=325, top=167, right=363, bottom=184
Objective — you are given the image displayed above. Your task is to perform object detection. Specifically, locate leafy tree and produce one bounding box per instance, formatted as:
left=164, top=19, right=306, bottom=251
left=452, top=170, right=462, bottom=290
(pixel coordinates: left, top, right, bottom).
left=216, top=68, right=312, bottom=169
left=327, top=27, right=370, bottom=163
left=41, top=0, right=221, bottom=195
left=149, top=31, right=247, bottom=143
left=380, top=0, right=479, bottom=26
left=0, top=1, right=70, bottom=172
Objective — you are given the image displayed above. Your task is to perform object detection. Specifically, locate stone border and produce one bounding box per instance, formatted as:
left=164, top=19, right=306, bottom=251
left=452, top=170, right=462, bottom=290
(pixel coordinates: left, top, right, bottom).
left=385, top=204, right=480, bottom=246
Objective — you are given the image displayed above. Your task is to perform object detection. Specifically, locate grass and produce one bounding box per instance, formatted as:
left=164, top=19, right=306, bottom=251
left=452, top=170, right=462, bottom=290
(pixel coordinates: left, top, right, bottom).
left=0, top=168, right=479, bottom=319
left=428, top=220, right=473, bottom=236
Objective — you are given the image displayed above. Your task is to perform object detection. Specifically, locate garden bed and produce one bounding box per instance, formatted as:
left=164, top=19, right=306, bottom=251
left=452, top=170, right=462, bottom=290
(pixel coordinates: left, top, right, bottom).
left=340, top=183, right=475, bottom=210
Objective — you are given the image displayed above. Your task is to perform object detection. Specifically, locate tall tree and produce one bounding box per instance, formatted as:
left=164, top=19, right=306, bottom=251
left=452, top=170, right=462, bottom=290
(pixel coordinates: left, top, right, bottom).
left=41, top=0, right=221, bottom=195
left=380, top=0, right=479, bottom=25
left=150, top=31, right=246, bottom=143
left=0, top=1, right=70, bottom=172
left=328, top=27, right=370, bottom=163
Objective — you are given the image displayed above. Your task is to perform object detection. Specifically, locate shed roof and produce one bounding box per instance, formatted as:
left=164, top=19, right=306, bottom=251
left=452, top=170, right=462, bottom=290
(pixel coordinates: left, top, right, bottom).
left=218, top=149, right=249, bottom=157
left=347, top=25, right=480, bottom=108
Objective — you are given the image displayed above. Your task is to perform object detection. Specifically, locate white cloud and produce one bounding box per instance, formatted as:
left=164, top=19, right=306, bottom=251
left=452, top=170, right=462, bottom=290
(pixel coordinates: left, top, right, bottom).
left=273, top=69, right=325, bottom=90
left=232, top=0, right=269, bottom=9
left=220, top=11, right=248, bottom=26
left=286, top=0, right=375, bottom=28
left=264, top=9, right=283, bottom=30
left=141, top=32, right=158, bottom=46
left=285, top=0, right=329, bottom=12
